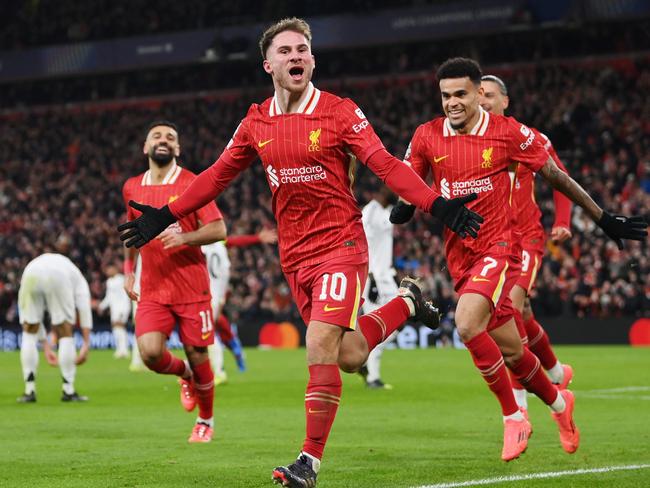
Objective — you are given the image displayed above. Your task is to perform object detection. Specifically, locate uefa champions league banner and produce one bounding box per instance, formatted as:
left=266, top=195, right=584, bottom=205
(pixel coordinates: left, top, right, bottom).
left=0, top=326, right=185, bottom=352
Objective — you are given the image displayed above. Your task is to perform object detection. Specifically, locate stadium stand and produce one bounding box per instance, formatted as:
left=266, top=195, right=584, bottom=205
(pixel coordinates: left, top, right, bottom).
left=1, top=55, right=647, bottom=333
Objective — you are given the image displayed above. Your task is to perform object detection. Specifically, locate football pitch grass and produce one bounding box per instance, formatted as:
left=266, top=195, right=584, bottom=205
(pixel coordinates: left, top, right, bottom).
left=1, top=346, right=649, bottom=487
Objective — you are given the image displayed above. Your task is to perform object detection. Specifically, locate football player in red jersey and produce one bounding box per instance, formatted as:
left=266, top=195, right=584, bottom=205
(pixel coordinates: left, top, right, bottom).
left=118, top=18, right=483, bottom=487
left=480, top=74, right=574, bottom=419
left=122, top=121, right=226, bottom=443
left=391, top=58, right=646, bottom=461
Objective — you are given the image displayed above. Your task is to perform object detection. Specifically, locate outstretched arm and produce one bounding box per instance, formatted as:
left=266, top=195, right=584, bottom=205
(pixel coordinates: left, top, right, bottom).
left=119, top=153, right=253, bottom=248
left=539, top=156, right=647, bottom=248
left=539, top=156, right=602, bottom=221
left=366, top=148, right=483, bottom=238
left=161, top=219, right=227, bottom=249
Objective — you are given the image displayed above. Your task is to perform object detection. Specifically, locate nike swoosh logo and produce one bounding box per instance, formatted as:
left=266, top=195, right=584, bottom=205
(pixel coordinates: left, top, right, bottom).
left=201, top=332, right=212, bottom=340
left=308, top=408, right=328, bottom=414
left=471, top=276, right=491, bottom=283
left=433, top=155, right=449, bottom=163
left=258, top=139, right=274, bottom=148
left=323, top=304, right=345, bottom=312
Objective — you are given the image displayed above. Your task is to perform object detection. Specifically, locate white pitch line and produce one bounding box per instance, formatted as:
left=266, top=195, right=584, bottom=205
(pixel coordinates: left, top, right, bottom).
left=414, top=464, right=650, bottom=488
left=577, top=393, right=650, bottom=401
left=576, top=386, right=650, bottom=393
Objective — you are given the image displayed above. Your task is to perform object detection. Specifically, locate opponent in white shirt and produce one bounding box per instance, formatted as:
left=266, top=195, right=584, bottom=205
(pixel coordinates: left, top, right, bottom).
left=200, top=228, right=278, bottom=382
left=98, top=265, right=132, bottom=359
left=126, top=255, right=147, bottom=372
left=201, top=240, right=231, bottom=384
left=361, top=187, right=399, bottom=389
left=17, top=252, right=93, bottom=402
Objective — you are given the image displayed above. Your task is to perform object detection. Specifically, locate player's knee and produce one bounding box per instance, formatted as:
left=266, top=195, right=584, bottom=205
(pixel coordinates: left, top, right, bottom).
left=337, top=350, right=365, bottom=373
left=306, top=336, right=339, bottom=364
left=455, top=320, right=481, bottom=343
left=139, top=346, right=163, bottom=365
left=501, top=345, right=523, bottom=367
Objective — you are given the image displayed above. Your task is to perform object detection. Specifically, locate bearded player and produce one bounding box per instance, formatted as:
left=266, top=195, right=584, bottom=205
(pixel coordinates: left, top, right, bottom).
left=391, top=58, right=646, bottom=461
left=122, top=121, right=226, bottom=443
left=480, top=74, right=574, bottom=417
left=118, top=18, right=483, bottom=487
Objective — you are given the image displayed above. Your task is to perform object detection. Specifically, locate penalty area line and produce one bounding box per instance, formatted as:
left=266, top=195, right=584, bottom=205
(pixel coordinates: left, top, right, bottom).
left=413, top=464, right=650, bottom=488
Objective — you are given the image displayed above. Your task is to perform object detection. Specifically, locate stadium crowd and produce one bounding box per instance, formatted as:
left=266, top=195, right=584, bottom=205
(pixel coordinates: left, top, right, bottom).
left=1, top=58, right=648, bottom=334
left=2, top=20, right=648, bottom=110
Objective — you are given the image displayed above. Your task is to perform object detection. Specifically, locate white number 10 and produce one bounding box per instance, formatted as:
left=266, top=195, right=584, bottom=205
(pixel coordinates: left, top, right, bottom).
left=319, top=273, right=347, bottom=301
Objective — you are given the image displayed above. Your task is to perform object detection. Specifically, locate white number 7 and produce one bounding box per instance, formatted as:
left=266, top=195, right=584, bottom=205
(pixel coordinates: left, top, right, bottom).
left=480, top=257, right=498, bottom=277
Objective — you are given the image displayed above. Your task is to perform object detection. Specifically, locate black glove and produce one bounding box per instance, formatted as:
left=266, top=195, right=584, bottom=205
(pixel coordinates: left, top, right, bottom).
left=367, top=274, right=379, bottom=302
left=389, top=201, right=416, bottom=224
left=117, top=201, right=176, bottom=249
left=596, top=211, right=647, bottom=250
left=430, top=194, right=484, bottom=239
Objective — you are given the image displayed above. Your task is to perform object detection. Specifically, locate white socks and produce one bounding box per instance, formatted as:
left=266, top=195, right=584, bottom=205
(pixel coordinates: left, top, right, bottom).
left=300, top=452, right=321, bottom=473
left=209, top=340, right=225, bottom=375
left=550, top=390, right=566, bottom=413
left=197, top=416, right=214, bottom=427
left=402, top=296, right=416, bottom=317
left=58, top=337, right=76, bottom=395
left=113, top=326, right=129, bottom=356
left=366, top=345, right=383, bottom=383
left=20, top=332, right=39, bottom=394
left=547, top=362, right=564, bottom=384
left=503, top=409, right=525, bottom=422
left=130, top=337, right=145, bottom=368
left=513, top=388, right=528, bottom=410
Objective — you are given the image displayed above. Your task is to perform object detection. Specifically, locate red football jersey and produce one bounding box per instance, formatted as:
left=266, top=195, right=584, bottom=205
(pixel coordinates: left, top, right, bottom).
left=122, top=164, right=222, bottom=304
left=513, top=129, right=572, bottom=252
left=405, top=109, right=549, bottom=279
left=174, top=83, right=394, bottom=271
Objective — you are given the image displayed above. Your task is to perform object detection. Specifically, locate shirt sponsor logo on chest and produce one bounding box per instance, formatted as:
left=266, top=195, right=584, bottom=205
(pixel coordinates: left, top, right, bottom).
left=440, top=176, right=494, bottom=199
left=266, top=163, right=327, bottom=189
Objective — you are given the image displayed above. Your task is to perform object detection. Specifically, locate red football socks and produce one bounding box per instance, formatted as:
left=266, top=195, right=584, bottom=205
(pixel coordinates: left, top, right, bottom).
left=302, top=364, right=342, bottom=460
left=216, top=314, right=235, bottom=344
left=358, top=297, right=410, bottom=350
left=524, top=315, right=558, bottom=370
left=465, top=331, right=519, bottom=416
left=149, top=350, right=187, bottom=376
left=192, top=359, right=215, bottom=420
left=509, top=348, right=558, bottom=405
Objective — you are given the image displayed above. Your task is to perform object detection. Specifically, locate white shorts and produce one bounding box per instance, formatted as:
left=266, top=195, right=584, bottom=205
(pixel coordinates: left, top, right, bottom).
left=110, top=306, right=131, bottom=325
left=18, top=272, right=75, bottom=326
left=362, top=272, right=399, bottom=314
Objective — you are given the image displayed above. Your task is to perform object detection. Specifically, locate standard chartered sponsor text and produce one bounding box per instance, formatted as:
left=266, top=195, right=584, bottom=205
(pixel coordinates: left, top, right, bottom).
left=451, top=177, right=493, bottom=196
left=280, top=165, right=327, bottom=184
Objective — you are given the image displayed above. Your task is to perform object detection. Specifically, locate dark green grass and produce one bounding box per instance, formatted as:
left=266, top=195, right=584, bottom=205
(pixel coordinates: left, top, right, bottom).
left=1, top=346, right=649, bottom=487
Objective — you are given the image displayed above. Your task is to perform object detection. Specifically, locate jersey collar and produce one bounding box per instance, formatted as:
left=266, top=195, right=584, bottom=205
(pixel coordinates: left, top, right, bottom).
left=443, top=107, right=490, bottom=137
left=269, top=82, right=321, bottom=116
left=141, top=161, right=181, bottom=186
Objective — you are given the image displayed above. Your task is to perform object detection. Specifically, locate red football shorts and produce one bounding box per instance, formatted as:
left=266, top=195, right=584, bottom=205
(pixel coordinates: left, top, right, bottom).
left=515, top=247, right=544, bottom=294
left=455, top=246, right=521, bottom=331
left=285, top=253, right=368, bottom=330
left=135, top=299, right=214, bottom=347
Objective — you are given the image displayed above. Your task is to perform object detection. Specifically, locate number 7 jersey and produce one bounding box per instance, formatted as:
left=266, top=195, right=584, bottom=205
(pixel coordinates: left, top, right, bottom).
left=404, top=108, right=550, bottom=279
